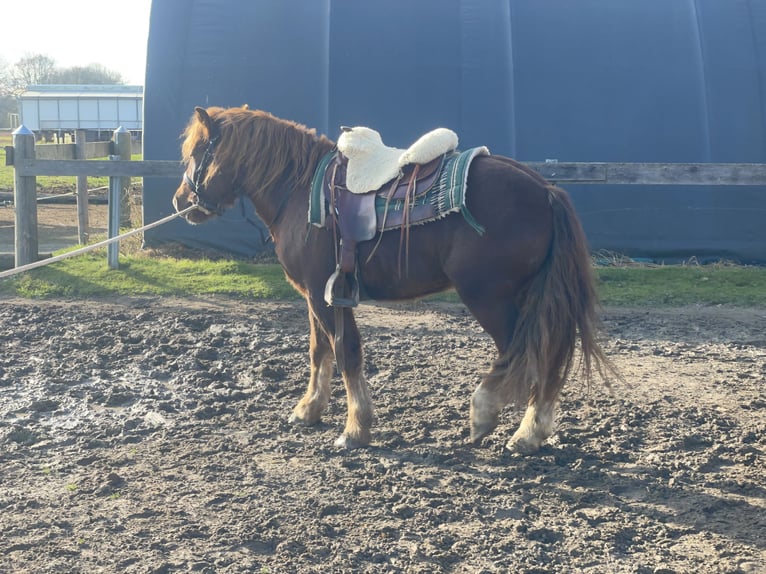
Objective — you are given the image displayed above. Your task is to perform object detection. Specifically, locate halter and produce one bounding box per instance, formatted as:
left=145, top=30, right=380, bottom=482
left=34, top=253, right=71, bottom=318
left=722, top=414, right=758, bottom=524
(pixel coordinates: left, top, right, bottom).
left=183, top=135, right=226, bottom=216
left=182, top=131, right=292, bottom=238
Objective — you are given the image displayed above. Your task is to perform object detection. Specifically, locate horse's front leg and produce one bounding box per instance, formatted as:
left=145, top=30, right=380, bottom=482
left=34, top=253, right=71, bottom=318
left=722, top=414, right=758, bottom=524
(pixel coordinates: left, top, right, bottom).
left=289, top=301, right=334, bottom=426
left=332, top=305, right=373, bottom=448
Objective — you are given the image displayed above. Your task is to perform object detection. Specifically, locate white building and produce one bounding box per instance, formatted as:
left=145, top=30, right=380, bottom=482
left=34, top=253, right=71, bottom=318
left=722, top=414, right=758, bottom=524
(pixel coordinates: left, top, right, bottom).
left=18, top=84, right=143, bottom=141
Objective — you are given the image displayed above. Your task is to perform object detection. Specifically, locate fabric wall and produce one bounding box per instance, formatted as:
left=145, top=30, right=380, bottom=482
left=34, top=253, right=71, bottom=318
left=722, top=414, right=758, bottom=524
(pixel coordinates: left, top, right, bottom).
left=143, top=0, right=766, bottom=261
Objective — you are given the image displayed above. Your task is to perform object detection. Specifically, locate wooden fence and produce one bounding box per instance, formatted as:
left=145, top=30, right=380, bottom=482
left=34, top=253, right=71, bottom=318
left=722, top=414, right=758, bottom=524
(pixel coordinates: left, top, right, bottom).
left=6, top=126, right=182, bottom=268
left=5, top=124, right=766, bottom=270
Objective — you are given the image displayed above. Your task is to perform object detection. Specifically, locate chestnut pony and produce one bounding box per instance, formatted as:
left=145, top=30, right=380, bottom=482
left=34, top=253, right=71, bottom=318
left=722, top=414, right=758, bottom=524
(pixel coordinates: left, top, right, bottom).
left=173, top=106, right=612, bottom=454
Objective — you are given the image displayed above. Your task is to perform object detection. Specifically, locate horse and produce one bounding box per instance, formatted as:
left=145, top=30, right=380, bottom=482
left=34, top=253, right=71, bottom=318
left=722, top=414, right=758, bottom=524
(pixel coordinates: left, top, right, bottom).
left=172, top=105, right=614, bottom=454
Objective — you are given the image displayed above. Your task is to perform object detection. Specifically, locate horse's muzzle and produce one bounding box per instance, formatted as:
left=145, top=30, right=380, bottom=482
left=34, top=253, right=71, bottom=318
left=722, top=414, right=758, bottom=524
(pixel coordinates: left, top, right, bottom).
left=173, top=190, right=211, bottom=224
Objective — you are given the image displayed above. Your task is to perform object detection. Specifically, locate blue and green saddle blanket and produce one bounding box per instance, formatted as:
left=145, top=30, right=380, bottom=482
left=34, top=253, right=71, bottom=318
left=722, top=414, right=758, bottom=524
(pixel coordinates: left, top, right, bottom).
left=308, top=147, right=488, bottom=236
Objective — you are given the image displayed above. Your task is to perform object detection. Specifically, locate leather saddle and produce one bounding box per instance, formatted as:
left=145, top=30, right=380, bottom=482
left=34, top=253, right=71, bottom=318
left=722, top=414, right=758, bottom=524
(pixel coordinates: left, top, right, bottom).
left=321, top=151, right=446, bottom=307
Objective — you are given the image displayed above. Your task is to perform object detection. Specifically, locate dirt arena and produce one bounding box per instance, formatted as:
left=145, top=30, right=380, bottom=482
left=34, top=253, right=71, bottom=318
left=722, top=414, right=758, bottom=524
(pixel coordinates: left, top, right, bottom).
left=0, top=296, right=763, bottom=573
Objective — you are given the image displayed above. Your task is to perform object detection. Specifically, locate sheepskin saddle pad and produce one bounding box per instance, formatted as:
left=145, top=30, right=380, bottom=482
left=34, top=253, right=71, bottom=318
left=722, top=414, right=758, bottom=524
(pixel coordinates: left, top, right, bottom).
left=337, top=126, right=459, bottom=194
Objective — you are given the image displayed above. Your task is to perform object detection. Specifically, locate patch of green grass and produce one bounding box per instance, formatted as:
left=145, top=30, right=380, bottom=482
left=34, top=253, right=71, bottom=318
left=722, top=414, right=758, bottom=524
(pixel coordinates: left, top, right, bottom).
left=0, top=252, right=300, bottom=300
left=1, top=241, right=765, bottom=307
left=597, top=265, right=766, bottom=307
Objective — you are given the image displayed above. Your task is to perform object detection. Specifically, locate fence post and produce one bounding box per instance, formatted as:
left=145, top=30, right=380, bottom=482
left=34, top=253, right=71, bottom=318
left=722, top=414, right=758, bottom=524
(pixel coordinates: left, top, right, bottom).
left=113, top=126, right=132, bottom=227
left=107, top=155, right=121, bottom=270
left=74, top=129, right=89, bottom=244
left=13, top=125, right=38, bottom=267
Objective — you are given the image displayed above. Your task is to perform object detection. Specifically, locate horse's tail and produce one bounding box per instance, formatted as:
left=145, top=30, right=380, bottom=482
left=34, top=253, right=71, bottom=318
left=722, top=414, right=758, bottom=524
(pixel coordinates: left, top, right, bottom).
left=501, top=185, right=615, bottom=406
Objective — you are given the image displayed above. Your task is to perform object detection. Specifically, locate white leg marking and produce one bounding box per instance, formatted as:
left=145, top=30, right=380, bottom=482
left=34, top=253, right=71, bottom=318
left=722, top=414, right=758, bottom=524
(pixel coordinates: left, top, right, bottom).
left=470, top=385, right=502, bottom=442
left=506, top=401, right=556, bottom=454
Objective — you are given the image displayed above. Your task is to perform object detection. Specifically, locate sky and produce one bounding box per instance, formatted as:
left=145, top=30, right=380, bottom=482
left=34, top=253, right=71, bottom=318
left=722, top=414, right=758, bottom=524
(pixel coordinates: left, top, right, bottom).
left=2, top=0, right=152, bottom=85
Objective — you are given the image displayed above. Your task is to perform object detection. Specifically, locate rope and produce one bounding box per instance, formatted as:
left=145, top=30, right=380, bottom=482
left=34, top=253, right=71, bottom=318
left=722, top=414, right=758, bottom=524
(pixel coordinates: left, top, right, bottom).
left=0, top=205, right=198, bottom=280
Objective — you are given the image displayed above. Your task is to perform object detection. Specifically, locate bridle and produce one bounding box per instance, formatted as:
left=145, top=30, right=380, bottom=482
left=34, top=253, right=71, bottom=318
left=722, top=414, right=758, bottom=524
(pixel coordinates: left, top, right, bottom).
left=182, top=135, right=226, bottom=216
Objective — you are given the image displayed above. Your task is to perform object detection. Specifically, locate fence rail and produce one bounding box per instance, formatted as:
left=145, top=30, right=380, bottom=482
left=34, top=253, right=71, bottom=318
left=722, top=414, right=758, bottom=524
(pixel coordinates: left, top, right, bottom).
left=526, top=162, right=766, bottom=186
left=13, top=158, right=766, bottom=185
left=5, top=123, right=766, bottom=271
left=12, top=158, right=181, bottom=178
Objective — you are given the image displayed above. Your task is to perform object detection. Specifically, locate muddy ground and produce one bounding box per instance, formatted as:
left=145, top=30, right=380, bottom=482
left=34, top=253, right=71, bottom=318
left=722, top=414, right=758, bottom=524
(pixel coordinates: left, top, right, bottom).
left=0, top=297, right=764, bottom=573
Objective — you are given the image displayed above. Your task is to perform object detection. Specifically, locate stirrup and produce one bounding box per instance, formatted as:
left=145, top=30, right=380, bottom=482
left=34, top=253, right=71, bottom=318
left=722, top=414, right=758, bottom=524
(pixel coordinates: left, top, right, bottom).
left=324, top=266, right=360, bottom=308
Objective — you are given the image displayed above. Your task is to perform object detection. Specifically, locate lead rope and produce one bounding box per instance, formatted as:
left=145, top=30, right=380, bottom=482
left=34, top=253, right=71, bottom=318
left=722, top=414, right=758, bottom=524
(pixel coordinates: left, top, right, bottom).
left=0, top=205, right=198, bottom=280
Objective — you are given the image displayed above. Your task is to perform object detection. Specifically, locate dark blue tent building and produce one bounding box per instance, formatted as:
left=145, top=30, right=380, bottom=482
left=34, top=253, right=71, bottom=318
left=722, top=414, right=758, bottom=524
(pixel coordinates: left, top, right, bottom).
left=142, top=0, right=766, bottom=261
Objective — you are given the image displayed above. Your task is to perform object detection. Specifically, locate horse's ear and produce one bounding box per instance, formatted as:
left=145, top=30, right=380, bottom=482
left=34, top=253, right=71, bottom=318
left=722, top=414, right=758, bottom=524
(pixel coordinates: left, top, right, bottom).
left=194, top=106, right=214, bottom=134
left=242, top=104, right=249, bottom=110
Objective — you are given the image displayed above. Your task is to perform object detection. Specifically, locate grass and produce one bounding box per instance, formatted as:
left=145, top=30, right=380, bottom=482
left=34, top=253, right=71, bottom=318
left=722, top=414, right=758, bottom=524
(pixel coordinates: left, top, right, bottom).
left=597, top=263, right=766, bottom=307
left=1, top=244, right=765, bottom=307
left=0, top=251, right=299, bottom=300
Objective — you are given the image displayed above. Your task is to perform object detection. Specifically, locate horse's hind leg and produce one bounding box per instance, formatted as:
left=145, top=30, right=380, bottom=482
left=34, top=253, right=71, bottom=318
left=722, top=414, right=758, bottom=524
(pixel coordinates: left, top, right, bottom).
left=471, top=356, right=558, bottom=454
left=462, top=297, right=519, bottom=443
left=506, top=399, right=556, bottom=454
left=289, top=302, right=334, bottom=426
left=464, top=294, right=558, bottom=453
left=470, top=357, right=508, bottom=442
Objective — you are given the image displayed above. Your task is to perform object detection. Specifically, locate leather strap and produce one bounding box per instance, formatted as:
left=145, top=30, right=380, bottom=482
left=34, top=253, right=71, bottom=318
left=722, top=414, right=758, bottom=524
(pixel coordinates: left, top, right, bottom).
left=334, top=306, right=345, bottom=373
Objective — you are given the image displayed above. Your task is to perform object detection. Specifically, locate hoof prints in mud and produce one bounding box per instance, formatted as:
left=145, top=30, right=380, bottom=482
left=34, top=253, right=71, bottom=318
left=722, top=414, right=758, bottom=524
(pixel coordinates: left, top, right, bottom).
left=0, top=299, right=764, bottom=573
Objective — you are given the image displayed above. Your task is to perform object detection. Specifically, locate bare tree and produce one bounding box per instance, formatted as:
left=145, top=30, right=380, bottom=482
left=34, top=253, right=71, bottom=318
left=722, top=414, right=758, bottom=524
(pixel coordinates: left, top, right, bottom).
left=12, top=54, right=57, bottom=90
left=0, top=57, right=15, bottom=96
left=48, top=64, right=124, bottom=85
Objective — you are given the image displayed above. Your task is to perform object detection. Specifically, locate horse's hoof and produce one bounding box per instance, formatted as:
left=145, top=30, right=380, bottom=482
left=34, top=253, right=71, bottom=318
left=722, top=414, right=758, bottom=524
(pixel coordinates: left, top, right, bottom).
left=334, top=433, right=369, bottom=449
left=288, top=413, right=318, bottom=426
left=469, top=422, right=497, bottom=445
left=289, top=404, right=323, bottom=426
left=505, top=435, right=543, bottom=455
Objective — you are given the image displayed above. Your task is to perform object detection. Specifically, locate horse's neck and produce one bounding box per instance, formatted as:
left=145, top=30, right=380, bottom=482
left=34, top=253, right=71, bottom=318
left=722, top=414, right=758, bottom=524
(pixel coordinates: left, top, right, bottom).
left=245, top=136, right=333, bottom=229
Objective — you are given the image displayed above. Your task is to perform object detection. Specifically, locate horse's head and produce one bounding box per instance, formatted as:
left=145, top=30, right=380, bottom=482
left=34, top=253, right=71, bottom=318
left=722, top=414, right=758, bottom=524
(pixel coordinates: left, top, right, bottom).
left=173, top=106, right=243, bottom=224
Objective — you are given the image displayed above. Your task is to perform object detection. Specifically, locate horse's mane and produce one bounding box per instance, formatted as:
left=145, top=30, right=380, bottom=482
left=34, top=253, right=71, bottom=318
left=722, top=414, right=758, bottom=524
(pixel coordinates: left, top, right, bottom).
left=181, top=107, right=335, bottom=196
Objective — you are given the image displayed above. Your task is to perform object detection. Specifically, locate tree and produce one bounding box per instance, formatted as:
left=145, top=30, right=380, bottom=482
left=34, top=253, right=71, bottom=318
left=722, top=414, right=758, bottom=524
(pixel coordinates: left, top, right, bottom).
left=48, top=64, right=124, bottom=85
left=0, top=56, right=10, bottom=94
left=0, top=54, right=127, bottom=127
left=0, top=57, right=18, bottom=127
left=0, top=96, right=17, bottom=128
left=12, top=54, right=57, bottom=90
left=2, top=54, right=126, bottom=96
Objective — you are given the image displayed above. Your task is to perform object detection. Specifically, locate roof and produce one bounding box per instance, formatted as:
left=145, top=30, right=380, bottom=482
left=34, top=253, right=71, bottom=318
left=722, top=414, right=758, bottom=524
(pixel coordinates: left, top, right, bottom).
left=20, top=85, right=143, bottom=99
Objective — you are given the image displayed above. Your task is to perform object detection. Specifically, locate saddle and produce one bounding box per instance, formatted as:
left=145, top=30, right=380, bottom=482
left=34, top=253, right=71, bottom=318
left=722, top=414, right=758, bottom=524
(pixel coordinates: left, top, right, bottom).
left=321, top=126, right=459, bottom=307
left=310, top=129, right=487, bottom=374
left=322, top=153, right=447, bottom=306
